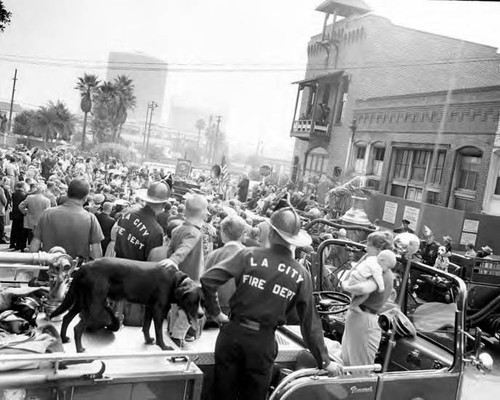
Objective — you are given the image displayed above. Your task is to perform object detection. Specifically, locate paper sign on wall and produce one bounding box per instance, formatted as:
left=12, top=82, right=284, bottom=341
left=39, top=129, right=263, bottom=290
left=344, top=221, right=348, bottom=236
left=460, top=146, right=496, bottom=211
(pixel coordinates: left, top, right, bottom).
left=460, top=232, right=477, bottom=246
left=462, top=219, right=479, bottom=233
left=403, top=206, right=420, bottom=229
left=382, top=201, right=398, bottom=224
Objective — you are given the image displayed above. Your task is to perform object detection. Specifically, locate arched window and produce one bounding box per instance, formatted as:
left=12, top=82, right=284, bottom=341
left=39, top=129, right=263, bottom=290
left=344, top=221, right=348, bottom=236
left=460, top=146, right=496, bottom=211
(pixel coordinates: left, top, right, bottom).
left=456, top=146, right=482, bottom=191
left=305, top=147, right=328, bottom=175
left=453, top=146, right=483, bottom=211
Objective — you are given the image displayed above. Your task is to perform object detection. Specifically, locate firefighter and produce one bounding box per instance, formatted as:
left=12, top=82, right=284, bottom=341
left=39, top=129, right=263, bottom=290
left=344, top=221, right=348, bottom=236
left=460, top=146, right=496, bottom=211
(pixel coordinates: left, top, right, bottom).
left=201, top=206, right=340, bottom=400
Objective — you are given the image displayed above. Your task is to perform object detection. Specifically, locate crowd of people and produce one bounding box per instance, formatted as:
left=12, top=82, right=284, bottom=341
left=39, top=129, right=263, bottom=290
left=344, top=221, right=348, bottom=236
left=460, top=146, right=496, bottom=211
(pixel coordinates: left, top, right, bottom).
left=0, top=143, right=494, bottom=400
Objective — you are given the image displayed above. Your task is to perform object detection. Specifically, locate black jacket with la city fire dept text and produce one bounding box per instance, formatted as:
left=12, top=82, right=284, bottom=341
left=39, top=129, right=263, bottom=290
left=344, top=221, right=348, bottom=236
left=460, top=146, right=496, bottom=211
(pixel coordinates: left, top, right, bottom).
left=201, top=244, right=330, bottom=368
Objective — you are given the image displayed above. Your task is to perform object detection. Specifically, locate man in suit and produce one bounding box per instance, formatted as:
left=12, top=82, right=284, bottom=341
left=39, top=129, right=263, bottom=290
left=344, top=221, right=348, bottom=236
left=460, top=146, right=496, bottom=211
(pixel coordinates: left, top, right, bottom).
left=96, top=202, right=116, bottom=254
left=10, top=182, right=28, bottom=250
left=393, top=218, right=414, bottom=234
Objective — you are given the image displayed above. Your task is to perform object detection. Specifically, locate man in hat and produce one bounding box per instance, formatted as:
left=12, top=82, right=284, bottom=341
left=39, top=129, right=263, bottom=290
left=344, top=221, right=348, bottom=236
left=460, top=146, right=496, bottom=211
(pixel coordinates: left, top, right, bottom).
left=419, top=226, right=440, bottom=266
left=115, top=181, right=170, bottom=261
left=159, top=194, right=208, bottom=281
left=96, top=202, right=116, bottom=254
left=201, top=206, right=340, bottom=400
left=477, top=245, right=493, bottom=259
left=393, top=218, right=414, bottom=234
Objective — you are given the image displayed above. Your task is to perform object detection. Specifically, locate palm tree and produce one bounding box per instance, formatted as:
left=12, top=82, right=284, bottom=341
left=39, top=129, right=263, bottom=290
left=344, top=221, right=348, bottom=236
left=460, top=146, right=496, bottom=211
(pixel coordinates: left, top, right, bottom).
left=195, top=118, right=206, bottom=143
left=113, top=75, right=136, bottom=141
left=75, top=73, right=100, bottom=148
left=92, top=81, right=119, bottom=143
left=29, top=101, right=75, bottom=144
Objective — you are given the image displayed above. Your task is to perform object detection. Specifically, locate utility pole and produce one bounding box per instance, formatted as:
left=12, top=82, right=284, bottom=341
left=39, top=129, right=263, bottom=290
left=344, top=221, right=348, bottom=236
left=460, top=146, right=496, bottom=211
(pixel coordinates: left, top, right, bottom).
left=142, top=102, right=151, bottom=147
left=144, top=101, right=158, bottom=161
left=5, top=69, right=18, bottom=146
left=211, top=115, right=222, bottom=165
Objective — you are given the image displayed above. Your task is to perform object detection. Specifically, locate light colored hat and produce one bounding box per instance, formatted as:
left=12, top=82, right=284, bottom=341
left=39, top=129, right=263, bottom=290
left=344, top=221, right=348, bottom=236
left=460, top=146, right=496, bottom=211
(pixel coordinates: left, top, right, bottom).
left=422, top=225, right=433, bottom=237
left=135, top=181, right=171, bottom=204
left=268, top=207, right=312, bottom=247
left=481, top=245, right=493, bottom=255
left=93, top=194, right=105, bottom=204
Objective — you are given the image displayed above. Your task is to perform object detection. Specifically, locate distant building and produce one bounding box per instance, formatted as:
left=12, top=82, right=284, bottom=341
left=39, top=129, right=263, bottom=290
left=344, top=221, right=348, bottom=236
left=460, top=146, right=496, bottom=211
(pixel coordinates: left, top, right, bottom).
left=106, top=52, right=167, bottom=122
left=0, top=100, right=22, bottom=119
left=167, top=103, right=212, bottom=135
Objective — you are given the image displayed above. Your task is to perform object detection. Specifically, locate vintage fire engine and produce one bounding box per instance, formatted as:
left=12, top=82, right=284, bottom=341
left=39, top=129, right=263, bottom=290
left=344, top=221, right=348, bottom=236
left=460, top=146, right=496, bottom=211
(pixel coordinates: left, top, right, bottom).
left=0, top=239, right=492, bottom=400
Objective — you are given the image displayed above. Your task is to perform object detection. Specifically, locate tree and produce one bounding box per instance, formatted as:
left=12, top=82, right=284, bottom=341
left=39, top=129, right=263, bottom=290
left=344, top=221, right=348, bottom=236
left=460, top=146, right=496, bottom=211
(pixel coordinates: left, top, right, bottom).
left=92, top=142, right=137, bottom=163
left=0, top=1, right=11, bottom=33
left=91, top=76, right=136, bottom=143
left=29, top=101, right=75, bottom=143
left=75, top=73, right=100, bottom=149
left=114, top=75, right=136, bottom=141
left=195, top=118, right=206, bottom=142
left=13, top=110, right=36, bottom=137
left=91, top=81, right=119, bottom=143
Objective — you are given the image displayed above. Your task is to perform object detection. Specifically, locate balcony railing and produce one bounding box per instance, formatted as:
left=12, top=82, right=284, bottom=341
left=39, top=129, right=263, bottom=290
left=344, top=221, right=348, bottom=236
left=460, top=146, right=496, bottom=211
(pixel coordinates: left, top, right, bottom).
left=290, top=119, right=330, bottom=140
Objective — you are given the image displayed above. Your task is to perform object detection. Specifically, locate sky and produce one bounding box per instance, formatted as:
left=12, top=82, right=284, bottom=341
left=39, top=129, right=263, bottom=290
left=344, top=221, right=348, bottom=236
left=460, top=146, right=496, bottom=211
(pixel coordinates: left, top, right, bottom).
left=0, top=0, right=500, bottom=160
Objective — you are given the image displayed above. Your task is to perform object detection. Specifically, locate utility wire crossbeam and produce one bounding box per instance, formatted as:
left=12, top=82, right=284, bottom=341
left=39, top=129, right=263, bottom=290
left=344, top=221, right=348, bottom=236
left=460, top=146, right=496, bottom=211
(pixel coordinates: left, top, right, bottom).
left=143, top=101, right=158, bottom=161
left=4, top=68, right=17, bottom=146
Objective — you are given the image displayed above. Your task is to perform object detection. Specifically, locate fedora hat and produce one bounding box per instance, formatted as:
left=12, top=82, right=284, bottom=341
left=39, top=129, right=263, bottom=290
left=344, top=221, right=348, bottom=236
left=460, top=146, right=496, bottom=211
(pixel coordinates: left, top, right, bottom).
left=136, top=181, right=171, bottom=204
left=481, top=245, right=493, bottom=254
left=268, top=207, right=312, bottom=247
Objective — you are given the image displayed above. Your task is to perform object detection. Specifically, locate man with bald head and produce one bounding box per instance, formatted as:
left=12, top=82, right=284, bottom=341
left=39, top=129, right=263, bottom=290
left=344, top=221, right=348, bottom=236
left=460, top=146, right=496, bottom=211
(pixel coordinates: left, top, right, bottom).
left=19, top=183, right=51, bottom=244
left=30, top=179, right=104, bottom=260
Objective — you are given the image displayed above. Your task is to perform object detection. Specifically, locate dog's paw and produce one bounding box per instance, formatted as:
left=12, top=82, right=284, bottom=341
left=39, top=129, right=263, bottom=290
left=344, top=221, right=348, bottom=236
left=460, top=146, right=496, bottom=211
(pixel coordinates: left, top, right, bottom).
left=144, top=338, right=155, bottom=345
left=161, top=345, right=174, bottom=351
left=76, top=347, right=86, bottom=353
left=61, top=336, right=70, bottom=343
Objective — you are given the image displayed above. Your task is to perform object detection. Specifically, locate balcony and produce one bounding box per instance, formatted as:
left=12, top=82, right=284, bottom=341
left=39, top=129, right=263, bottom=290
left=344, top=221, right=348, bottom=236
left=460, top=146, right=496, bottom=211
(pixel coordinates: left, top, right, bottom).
left=291, top=119, right=330, bottom=140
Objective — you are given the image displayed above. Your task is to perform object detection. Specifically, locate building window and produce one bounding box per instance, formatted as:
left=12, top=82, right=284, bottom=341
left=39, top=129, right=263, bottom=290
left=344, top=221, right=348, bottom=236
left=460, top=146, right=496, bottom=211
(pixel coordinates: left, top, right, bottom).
left=430, top=151, right=446, bottom=185
left=452, top=147, right=482, bottom=212
left=390, top=148, right=445, bottom=201
left=426, top=190, right=440, bottom=205
left=410, top=150, right=430, bottom=181
left=334, top=77, right=349, bottom=124
left=458, top=156, right=481, bottom=190
left=394, top=150, right=411, bottom=179
left=454, top=197, right=475, bottom=212
left=305, top=147, right=328, bottom=175
left=354, top=145, right=366, bottom=173
left=494, top=176, right=500, bottom=195
left=372, top=146, right=385, bottom=176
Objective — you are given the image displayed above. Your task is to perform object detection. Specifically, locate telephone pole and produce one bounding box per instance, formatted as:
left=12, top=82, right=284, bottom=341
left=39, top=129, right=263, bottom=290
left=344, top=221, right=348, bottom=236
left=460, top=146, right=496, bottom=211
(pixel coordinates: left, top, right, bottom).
left=142, top=102, right=151, bottom=146
left=5, top=69, right=18, bottom=146
left=211, top=115, right=222, bottom=165
left=144, top=101, right=158, bottom=161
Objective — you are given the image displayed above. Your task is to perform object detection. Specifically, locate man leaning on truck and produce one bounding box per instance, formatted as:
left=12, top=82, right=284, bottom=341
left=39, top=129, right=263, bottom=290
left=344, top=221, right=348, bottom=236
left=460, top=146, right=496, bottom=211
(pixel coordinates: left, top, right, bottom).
left=201, top=206, right=340, bottom=400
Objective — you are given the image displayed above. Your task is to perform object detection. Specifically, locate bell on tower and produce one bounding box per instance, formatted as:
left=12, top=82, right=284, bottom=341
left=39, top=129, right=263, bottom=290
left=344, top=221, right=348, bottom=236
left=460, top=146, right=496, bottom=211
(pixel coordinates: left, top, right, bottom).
left=316, top=0, right=372, bottom=41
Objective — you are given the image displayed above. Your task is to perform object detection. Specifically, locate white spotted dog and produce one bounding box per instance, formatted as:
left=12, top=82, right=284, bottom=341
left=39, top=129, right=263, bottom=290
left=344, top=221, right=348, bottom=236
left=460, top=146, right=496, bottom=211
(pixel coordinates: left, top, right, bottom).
left=434, top=245, right=450, bottom=272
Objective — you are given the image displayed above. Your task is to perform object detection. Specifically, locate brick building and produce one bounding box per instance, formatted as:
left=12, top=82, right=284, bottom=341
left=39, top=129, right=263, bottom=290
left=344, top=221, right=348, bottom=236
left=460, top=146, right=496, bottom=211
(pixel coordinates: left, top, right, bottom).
left=291, top=0, right=500, bottom=199
left=351, top=86, right=500, bottom=214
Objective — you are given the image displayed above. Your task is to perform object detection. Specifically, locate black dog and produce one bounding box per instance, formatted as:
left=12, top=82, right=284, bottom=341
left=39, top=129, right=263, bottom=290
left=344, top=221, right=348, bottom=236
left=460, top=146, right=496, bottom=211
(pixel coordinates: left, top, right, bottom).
left=50, top=258, right=204, bottom=353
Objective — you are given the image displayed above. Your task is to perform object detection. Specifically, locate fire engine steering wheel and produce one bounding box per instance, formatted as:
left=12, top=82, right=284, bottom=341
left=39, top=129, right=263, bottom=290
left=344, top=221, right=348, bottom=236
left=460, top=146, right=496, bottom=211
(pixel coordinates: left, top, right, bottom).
left=313, top=291, right=351, bottom=315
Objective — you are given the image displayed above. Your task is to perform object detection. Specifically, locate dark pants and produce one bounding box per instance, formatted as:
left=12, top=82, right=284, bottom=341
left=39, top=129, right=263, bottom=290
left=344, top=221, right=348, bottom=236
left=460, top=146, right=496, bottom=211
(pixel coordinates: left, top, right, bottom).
left=0, top=215, right=4, bottom=241
left=27, top=229, right=33, bottom=245
left=9, top=218, right=28, bottom=250
left=214, top=321, right=278, bottom=400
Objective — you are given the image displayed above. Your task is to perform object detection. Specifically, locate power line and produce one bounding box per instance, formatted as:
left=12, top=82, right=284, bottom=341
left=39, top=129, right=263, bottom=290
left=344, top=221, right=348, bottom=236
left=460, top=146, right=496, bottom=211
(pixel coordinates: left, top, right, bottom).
left=0, top=53, right=498, bottom=73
